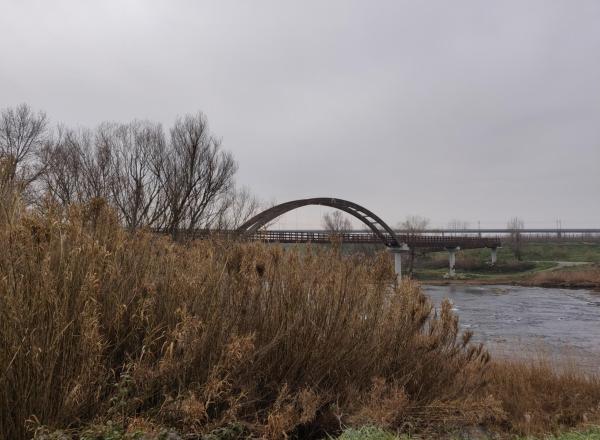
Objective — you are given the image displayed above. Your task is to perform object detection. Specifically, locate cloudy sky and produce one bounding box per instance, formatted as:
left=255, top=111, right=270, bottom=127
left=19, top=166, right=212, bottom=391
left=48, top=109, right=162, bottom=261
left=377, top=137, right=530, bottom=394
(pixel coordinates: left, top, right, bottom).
left=1, top=0, right=599, bottom=228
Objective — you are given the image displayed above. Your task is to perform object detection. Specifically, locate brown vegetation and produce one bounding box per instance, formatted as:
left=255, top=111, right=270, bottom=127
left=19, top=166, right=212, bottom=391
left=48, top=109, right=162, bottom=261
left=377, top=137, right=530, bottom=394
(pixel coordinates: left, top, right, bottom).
left=527, top=265, right=600, bottom=289
left=486, top=359, right=600, bottom=436
left=0, top=196, right=599, bottom=439
left=1, top=156, right=600, bottom=439
left=0, top=198, right=492, bottom=439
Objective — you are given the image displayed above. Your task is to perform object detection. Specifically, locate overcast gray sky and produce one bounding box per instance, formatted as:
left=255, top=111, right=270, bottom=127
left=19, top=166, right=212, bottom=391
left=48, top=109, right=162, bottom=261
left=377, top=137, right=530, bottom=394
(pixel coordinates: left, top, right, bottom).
left=1, top=0, right=599, bottom=228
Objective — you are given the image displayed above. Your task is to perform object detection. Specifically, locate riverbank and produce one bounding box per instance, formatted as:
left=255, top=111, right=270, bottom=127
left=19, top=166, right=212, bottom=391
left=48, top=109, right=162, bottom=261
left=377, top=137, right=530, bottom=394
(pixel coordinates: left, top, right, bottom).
left=412, top=242, right=600, bottom=291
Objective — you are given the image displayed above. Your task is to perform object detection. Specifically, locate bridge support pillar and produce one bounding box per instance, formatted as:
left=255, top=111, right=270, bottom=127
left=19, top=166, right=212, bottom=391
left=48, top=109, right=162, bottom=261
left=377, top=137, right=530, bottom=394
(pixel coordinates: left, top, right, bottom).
left=389, top=245, right=409, bottom=285
left=490, top=247, right=498, bottom=266
left=446, top=247, right=460, bottom=277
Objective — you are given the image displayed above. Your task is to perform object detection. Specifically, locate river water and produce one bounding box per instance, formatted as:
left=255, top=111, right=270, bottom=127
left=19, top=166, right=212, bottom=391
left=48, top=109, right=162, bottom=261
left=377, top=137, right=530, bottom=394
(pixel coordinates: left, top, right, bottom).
left=423, top=284, right=600, bottom=370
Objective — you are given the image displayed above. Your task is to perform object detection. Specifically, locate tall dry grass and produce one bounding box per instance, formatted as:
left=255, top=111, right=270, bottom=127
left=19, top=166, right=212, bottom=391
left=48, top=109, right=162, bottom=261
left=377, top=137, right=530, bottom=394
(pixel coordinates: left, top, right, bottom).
left=0, top=196, right=495, bottom=439
left=1, top=190, right=599, bottom=438
left=487, top=359, right=600, bottom=436
left=528, top=265, right=600, bottom=288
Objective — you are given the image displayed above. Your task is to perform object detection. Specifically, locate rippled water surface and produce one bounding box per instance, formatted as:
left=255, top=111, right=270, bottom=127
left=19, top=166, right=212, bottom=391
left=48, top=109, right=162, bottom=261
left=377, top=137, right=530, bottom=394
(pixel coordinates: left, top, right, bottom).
left=423, top=284, right=600, bottom=368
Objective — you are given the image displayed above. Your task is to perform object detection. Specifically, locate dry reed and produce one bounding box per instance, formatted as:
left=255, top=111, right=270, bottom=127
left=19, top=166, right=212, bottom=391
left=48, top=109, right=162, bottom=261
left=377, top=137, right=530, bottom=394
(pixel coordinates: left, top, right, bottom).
left=1, top=194, right=599, bottom=439
left=528, top=266, right=600, bottom=289
left=486, top=359, right=600, bottom=436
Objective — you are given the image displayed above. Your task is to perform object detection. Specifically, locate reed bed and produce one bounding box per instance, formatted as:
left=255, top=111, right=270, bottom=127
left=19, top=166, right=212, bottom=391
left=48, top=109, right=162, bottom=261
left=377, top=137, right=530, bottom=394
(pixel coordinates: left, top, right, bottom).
left=1, top=198, right=599, bottom=439
left=486, top=359, right=600, bottom=436
left=528, top=265, right=600, bottom=289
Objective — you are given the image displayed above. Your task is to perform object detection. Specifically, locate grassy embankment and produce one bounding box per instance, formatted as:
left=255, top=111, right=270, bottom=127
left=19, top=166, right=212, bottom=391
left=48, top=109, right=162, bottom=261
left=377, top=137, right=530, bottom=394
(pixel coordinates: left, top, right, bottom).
left=413, top=242, right=600, bottom=288
left=1, top=199, right=600, bottom=439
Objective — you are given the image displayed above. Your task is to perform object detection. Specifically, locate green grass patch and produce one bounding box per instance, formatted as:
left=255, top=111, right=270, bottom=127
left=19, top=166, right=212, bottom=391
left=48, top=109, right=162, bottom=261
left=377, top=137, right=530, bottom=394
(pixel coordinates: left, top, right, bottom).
left=413, top=261, right=556, bottom=281
left=332, top=426, right=407, bottom=440
left=461, top=242, right=600, bottom=263
left=411, top=241, right=600, bottom=282
left=548, top=427, right=600, bottom=439
left=332, top=426, right=600, bottom=439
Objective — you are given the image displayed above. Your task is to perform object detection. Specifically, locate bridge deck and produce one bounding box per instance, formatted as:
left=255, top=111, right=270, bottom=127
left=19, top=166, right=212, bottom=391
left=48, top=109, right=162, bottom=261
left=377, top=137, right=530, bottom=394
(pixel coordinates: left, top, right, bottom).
left=247, top=230, right=501, bottom=249
left=185, top=230, right=501, bottom=250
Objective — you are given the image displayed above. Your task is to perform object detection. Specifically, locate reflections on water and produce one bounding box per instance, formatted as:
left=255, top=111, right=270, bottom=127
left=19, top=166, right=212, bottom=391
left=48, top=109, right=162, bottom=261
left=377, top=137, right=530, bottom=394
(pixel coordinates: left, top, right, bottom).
left=423, top=284, right=600, bottom=370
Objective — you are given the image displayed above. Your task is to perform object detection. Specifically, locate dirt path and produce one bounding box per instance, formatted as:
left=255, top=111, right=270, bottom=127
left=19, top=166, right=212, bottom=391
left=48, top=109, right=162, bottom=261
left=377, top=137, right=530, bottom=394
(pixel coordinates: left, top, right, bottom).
left=532, top=261, right=591, bottom=272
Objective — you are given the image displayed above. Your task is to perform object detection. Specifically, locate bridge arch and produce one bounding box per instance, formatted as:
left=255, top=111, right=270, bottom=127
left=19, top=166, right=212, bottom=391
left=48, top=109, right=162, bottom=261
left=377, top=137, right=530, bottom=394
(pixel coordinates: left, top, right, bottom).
left=236, top=197, right=404, bottom=248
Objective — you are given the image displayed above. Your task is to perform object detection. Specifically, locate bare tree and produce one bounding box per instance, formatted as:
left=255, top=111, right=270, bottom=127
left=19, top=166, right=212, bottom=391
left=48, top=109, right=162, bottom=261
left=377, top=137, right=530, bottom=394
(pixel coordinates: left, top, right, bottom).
left=447, top=219, right=470, bottom=235
left=0, top=103, right=48, bottom=190
left=214, top=185, right=261, bottom=230
left=77, top=125, right=114, bottom=201
left=108, top=121, right=166, bottom=229
left=507, top=216, right=525, bottom=261
left=447, top=219, right=469, bottom=230
left=38, top=108, right=240, bottom=236
left=43, top=126, right=114, bottom=203
left=41, top=122, right=165, bottom=228
left=398, top=215, right=430, bottom=234
left=397, top=215, right=430, bottom=277
left=159, top=113, right=237, bottom=235
left=322, top=210, right=352, bottom=233
left=40, top=126, right=86, bottom=206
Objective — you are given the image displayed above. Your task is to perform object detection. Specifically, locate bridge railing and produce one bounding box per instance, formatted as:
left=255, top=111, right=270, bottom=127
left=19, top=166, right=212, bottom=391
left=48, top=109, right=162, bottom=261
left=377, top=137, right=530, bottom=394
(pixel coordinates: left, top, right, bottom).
left=518, top=233, right=600, bottom=242
left=250, top=230, right=381, bottom=244
left=157, top=228, right=599, bottom=248
left=248, top=230, right=501, bottom=249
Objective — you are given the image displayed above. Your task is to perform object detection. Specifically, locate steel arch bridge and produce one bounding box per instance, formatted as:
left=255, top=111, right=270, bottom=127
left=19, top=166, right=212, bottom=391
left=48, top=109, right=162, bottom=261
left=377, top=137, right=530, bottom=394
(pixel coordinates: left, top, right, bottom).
left=236, top=197, right=405, bottom=247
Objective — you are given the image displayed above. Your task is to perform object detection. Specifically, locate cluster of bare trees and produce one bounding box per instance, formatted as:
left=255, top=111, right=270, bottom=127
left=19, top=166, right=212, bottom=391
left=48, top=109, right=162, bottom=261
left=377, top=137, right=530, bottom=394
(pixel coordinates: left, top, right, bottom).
left=447, top=219, right=470, bottom=233
left=0, top=104, right=260, bottom=233
left=322, top=210, right=352, bottom=233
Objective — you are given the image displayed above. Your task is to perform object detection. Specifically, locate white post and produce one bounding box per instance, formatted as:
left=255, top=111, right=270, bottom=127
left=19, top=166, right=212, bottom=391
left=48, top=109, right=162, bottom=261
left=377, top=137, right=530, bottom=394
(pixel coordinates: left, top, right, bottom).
left=490, top=247, right=497, bottom=266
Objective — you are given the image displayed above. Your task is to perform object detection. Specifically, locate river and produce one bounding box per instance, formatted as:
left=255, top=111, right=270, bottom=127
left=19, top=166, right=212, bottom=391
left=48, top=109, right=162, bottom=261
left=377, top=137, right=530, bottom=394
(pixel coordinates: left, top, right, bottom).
left=423, top=284, right=600, bottom=371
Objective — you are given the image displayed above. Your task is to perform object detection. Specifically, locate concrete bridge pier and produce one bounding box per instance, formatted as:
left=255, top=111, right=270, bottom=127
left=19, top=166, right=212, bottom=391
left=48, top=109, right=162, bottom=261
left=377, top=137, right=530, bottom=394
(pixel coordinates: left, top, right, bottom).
left=490, top=247, right=498, bottom=266
left=389, top=245, right=409, bottom=285
left=446, top=246, right=460, bottom=277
